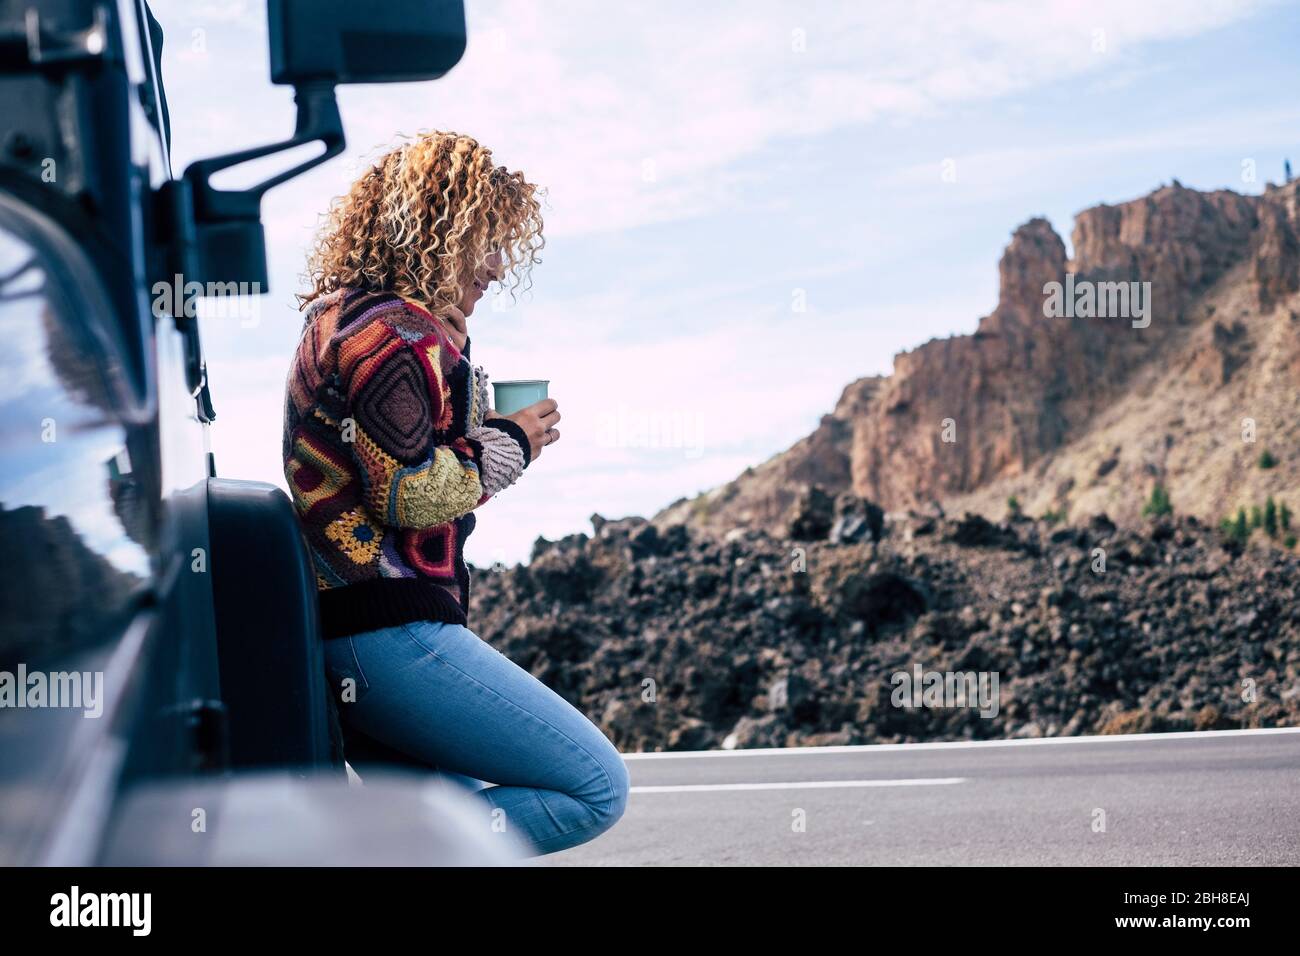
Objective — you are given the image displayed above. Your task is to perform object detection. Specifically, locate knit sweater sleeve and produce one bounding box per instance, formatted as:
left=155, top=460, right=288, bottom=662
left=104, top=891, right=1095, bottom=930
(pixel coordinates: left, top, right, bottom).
left=341, top=320, right=530, bottom=530
left=466, top=363, right=533, bottom=502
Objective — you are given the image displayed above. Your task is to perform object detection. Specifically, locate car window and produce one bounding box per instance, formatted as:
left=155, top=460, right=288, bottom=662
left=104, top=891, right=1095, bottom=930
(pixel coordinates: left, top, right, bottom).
left=0, top=197, right=151, bottom=666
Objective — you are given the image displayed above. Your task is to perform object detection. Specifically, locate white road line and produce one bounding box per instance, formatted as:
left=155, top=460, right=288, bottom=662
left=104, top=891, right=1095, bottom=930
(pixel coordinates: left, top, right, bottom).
left=631, top=777, right=966, bottom=793
left=623, top=726, right=1300, bottom=760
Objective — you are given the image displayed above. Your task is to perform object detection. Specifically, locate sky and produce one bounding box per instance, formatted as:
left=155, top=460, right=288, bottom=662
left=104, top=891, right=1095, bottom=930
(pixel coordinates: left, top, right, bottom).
left=150, top=0, right=1299, bottom=565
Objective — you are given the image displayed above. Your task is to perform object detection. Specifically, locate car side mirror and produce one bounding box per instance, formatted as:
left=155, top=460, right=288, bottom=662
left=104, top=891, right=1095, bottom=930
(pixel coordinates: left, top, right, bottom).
left=269, top=0, right=467, bottom=85
left=156, top=0, right=467, bottom=295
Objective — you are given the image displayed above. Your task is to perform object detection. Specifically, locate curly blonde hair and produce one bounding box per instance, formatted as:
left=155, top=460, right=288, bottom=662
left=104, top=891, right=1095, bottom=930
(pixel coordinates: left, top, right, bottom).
left=300, top=131, right=544, bottom=311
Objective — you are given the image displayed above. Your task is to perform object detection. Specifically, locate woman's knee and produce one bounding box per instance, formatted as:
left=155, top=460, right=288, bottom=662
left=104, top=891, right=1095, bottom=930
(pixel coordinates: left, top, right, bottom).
left=601, top=746, right=631, bottom=827
left=577, top=736, right=630, bottom=835
left=592, top=738, right=631, bottom=832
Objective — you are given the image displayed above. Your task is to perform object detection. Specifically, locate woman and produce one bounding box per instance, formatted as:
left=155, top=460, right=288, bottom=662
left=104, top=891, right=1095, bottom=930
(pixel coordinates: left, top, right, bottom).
left=283, top=131, right=628, bottom=856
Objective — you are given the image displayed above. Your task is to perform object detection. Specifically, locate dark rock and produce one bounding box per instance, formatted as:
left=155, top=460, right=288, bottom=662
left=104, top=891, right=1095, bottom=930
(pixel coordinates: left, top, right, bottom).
left=1089, top=513, right=1117, bottom=536
left=946, top=513, right=1020, bottom=549
left=829, top=494, right=886, bottom=544
left=836, top=570, right=930, bottom=629
left=666, top=718, right=714, bottom=751
left=723, top=714, right=781, bottom=750
left=786, top=484, right=835, bottom=541
left=628, top=523, right=662, bottom=558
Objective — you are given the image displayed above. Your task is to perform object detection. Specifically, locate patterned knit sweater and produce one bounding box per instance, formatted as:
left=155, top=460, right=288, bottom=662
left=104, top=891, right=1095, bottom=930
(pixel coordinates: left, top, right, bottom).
left=282, top=288, right=531, bottom=639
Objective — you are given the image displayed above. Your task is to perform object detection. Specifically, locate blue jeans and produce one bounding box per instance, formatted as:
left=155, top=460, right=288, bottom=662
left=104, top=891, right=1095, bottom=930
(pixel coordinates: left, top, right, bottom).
left=324, top=619, right=629, bottom=856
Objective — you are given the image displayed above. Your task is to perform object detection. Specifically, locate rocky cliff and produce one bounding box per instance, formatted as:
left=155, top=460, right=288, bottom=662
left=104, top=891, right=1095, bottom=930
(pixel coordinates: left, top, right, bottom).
left=657, top=179, right=1300, bottom=533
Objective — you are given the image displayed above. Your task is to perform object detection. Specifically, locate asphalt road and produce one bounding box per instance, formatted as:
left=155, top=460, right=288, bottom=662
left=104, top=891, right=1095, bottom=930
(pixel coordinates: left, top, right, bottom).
left=542, top=728, right=1300, bottom=866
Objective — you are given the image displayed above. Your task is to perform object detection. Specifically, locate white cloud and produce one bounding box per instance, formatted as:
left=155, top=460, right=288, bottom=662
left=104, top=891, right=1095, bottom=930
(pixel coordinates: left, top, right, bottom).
left=295, top=0, right=1275, bottom=237
left=882, top=104, right=1300, bottom=202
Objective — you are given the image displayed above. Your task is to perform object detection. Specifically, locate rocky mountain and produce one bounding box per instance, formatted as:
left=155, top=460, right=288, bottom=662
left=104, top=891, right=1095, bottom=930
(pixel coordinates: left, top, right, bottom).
left=473, top=509, right=1300, bottom=751
left=657, top=178, right=1300, bottom=534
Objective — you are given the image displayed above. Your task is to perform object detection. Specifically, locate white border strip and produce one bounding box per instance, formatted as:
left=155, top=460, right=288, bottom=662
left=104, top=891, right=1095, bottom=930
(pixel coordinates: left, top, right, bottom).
left=632, top=777, right=966, bottom=793
left=623, top=727, right=1300, bottom=760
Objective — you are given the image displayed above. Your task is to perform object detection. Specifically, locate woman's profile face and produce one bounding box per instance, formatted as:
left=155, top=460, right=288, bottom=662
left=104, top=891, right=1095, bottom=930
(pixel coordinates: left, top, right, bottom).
left=459, top=250, right=503, bottom=317
left=302, top=132, right=542, bottom=317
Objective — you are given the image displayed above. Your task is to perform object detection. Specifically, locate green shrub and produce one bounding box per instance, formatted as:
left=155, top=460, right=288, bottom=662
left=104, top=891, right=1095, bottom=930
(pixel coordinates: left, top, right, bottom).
left=1228, top=500, right=1295, bottom=546
left=1142, top=483, right=1172, bottom=518
left=1006, top=495, right=1022, bottom=517
left=1228, top=507, right=1249, bottom=544
left=1258, top=450, right=1278, bottom=469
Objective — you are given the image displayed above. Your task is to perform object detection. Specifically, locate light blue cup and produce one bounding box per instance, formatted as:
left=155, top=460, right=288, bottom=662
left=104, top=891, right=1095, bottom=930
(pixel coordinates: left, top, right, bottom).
left=492, top=379, right=549, bottom=416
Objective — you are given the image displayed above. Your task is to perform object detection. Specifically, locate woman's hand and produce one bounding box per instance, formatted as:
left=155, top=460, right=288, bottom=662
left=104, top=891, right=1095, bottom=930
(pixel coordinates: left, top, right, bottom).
left=501, top=398, right=560, bottom=461
left=436, top=304, right=469, bottom=351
